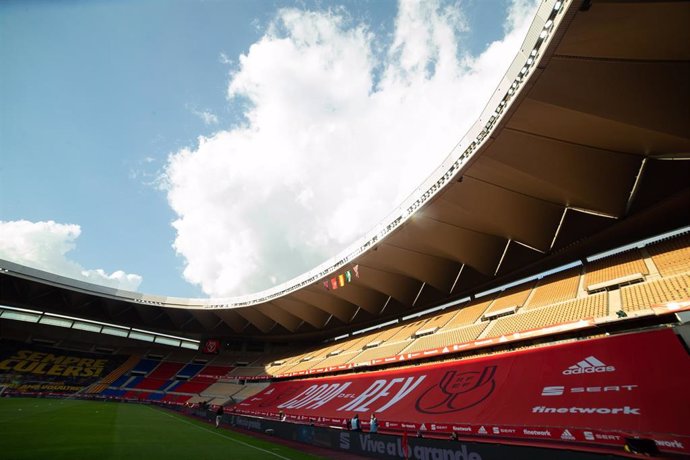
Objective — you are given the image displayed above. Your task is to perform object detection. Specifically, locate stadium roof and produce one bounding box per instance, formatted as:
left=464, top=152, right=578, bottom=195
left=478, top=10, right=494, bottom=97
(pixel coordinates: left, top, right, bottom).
left=1, top=0, right=689, bottom=343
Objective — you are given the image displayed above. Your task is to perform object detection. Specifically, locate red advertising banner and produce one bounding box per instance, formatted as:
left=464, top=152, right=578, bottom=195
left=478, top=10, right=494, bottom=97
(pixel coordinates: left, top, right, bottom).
left=232, top=329, right=690, bottom=455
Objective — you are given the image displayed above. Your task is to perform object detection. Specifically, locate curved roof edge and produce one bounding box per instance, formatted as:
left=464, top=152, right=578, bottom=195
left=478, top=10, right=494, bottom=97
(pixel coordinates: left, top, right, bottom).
left=0, top=0, right=569, bottom=310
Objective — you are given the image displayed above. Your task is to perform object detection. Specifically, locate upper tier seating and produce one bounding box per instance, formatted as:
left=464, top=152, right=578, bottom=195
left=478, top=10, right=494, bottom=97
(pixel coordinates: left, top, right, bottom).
left=584, top=249, right=648, bottom=290
left=483, top=282, right=536, bottom=316
left=404, top=323, right=489, bottom=354
left=524, top=267, right=580, bottom=310
left=484, top=292, right=608, bottom=338
left=130, top=358, right=160, bottom=375
left=437, top=299, right=492, bottom=331
left=621, top=273, right=690, bottom=313
left=647, top=232, right=690, bottom=276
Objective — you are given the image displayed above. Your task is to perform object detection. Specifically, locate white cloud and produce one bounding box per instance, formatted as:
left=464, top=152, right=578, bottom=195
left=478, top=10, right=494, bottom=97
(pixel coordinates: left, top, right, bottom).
left=192, top=109, right=219, bottom=125
left=0, top=220, right=143, bottom=291
left=163, top=0, right=538, bottom=297
left=219, top=52, right=233, bottom=65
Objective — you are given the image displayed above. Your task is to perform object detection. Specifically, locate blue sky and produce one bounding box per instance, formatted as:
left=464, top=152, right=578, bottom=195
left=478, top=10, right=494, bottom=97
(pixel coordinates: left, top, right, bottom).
left=0, top=0, right=537, bottom=298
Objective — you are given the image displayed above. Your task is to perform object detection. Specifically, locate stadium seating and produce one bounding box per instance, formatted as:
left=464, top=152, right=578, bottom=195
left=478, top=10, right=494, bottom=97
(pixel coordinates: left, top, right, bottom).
left=200, top=381, right=244, bottom=399
left=404, top=322, right=488, bottom=353
left=437, top=299, right=492, bottom=330
left=347, top=340, right=411, bottom=364
left=584, top=248, right=648, bottom=291
left=482, top=281, right=536, bottom=316
left=132, top=361, right=185, bottom=390
left=230, top=382, right=270, bottom=402
left=222, top=236, right=689, bottom=378
left=232, top=328, right=690, bottom=457
left=647, top=232, right=690, bottom=276
left=482, top=292, right=608, bottom=338
left=227, top=366, right=267, bottom=378
left=523, top=267, right=580, bottom=309
left=175, top=363, right=204, bottom=379
left=2, top=231, right=688, bottom=417
left=86, top=354, right=141, bottom=394
left=621, top=273, right=690, bottom=313
left=130, top=358, right=160, bottom=375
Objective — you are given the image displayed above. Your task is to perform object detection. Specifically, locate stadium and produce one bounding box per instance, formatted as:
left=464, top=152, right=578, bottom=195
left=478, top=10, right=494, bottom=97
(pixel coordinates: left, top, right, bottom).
left=1, top=0, right=689, bottom=458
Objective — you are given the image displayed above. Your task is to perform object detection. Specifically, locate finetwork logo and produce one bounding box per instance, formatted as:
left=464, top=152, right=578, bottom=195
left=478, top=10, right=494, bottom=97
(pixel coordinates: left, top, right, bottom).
left=523, top=429, right=551, bottom=437
left=656, top=440, right=685, bottom=449
left=563, top=356, right=615, bottom=375
left=533, top=405, right=640, bottom=415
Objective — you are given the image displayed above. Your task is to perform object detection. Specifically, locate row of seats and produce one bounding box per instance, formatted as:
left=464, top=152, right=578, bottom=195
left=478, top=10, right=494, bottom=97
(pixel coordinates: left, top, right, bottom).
left=621, top=273, right=690, bottom=313
left=484, top=293, right=608, bottom=338
left=584, top=248, right=649, bottom=287
left=253, top=232, right=689, bottom=377
left=98, top=380, right=269, bottom=406
left=648, top=233, right=690, bottom=276
left=8, top=233, right=684, bottom=397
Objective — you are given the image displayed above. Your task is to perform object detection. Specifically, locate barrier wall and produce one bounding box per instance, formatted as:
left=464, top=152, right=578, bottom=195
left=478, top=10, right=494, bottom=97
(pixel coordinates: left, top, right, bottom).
left=225, top=414, right=628, bottom=460
left=232, top=328, right=690, bottom=455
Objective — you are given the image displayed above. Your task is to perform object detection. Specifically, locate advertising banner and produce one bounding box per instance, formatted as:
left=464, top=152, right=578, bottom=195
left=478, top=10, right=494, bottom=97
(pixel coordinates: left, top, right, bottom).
left=232, top=329, right=690, bottom=454
left=0, top=340, right=127, bottom=394
left=224, top=413, right=614, bottom=460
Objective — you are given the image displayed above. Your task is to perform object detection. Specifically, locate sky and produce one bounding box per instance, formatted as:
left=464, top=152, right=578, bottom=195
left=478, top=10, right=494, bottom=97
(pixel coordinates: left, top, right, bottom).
left=0, top=0, right=540, bottom=299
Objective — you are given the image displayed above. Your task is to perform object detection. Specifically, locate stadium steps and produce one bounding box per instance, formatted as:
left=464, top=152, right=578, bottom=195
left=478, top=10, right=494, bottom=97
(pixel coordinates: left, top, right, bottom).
left=86, top=354, right=141, bottom=394
left=640, top=247, right=661, bottom=278
left=608, top=289, right=622, bottom=312
left=576, top=265, right=587, bottom=298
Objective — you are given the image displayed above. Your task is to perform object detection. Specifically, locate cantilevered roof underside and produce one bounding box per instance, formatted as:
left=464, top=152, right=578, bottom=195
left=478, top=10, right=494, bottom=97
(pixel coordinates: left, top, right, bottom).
left=1, top=0, right=689, bottom=343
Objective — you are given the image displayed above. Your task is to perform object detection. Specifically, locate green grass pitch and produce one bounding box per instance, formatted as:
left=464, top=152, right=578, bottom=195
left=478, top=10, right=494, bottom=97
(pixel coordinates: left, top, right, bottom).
left=0, top=398, right=323, bottom=460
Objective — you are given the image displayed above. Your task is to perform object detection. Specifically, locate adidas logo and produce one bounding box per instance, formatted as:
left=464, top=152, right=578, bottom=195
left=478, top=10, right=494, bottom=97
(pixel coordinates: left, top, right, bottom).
left=563, top=356, right=615, bottom=375
left=561, top=429, right=576, bottom=441
left=478, top=426, right=487, bottom=435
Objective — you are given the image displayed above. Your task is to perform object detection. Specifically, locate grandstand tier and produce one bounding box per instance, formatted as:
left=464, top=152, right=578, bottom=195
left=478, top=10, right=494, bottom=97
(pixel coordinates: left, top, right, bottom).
left=232, top=328, right=690, bottom=456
